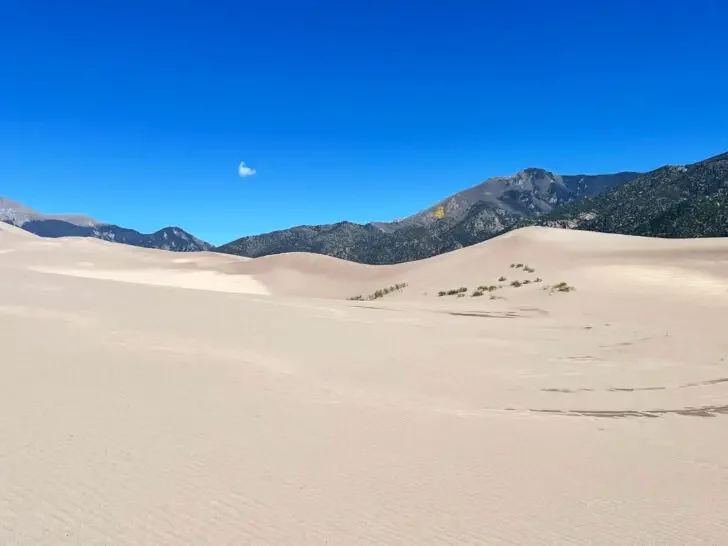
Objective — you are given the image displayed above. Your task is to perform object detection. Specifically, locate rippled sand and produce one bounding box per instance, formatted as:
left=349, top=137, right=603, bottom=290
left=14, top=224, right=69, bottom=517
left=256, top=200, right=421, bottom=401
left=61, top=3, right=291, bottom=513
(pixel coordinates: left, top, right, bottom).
left=2, top=223, right=727, bottom=544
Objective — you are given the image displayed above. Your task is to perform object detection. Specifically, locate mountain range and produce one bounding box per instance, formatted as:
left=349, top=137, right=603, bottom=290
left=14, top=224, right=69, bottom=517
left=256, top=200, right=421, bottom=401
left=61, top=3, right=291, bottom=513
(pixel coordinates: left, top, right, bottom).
left=3, top=150, right=727, bottom=260
left=218, top=152, right=728, bottom=263
left=216, top=169, right=640, bottom=264
left=0, top=197, right=212, bottom=252
left=528, top=151, right=728, bottom=237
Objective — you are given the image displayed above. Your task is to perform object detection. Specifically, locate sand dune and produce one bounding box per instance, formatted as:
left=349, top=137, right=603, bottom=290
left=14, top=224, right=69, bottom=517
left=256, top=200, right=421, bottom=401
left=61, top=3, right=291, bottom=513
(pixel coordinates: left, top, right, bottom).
left=1, top=227, right=728, bottom=544
left=0, top=220, right=37, bottom=237
left=29, top=266, right=270, bottom=295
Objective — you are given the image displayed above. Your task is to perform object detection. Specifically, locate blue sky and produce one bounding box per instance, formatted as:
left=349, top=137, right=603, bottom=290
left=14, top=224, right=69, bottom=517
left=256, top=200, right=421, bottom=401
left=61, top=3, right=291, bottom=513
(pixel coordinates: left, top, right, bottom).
left=1, top=0, right=726, bottom=244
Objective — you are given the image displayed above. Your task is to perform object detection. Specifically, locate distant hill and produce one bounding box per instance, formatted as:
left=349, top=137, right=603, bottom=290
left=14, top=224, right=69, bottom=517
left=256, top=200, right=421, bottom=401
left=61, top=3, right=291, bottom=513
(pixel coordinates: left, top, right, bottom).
left=1, top=198, right=212, bottom=252
left=217, top=169, right=640, bottom=264
left=529, top=152, right=728, bottom=237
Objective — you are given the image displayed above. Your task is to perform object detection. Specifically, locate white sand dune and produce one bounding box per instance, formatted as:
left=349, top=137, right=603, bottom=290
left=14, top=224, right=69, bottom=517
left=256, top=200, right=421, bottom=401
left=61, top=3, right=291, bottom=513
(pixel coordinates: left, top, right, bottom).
left=0, top=220, right=37, bottom=237
left=1, top=227, right=728, bottom=544
left=29, top=266, right=270, bottom=295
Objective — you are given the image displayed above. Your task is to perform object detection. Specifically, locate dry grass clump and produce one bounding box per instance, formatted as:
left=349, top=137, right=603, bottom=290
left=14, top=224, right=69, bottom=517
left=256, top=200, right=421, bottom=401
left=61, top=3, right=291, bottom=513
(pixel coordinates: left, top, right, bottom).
left=543, top=282, right=575, bottom=294
left=349, top=282, right=408, bottom=301
left=438, top=286, right=468, bottom=297
left=477, top=285, right=499, bottom=292
left=552, top=281, right=575, bottom=293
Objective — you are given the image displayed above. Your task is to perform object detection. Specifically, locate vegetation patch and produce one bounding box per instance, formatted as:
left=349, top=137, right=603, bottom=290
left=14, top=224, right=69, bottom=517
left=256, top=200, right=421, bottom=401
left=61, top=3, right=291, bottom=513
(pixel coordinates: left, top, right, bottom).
left=477, top=285, right=499, bottom=292
left=439, top=286, right=469, bottom=297
left=349, top=282, right=408, bottom=301
left=551, top=281, right=575, bottom=293
left=431, top=262, right=570, bottom=301
left=543, top=281, right=576, bottom=294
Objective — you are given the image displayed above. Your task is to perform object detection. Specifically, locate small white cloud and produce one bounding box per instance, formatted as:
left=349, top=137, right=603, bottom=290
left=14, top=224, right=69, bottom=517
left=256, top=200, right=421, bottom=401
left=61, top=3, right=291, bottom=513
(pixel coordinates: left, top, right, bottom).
left=238, top=161, right=256, bottom=178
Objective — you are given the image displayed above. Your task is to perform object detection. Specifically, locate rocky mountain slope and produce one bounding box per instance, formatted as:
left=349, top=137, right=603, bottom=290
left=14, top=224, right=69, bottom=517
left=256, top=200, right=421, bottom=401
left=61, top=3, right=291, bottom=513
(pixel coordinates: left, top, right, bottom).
left=530, top=152, right=728, bottom=237
left=1, top=198, right=212, bottom=252
left=217, top=169, right=640, bottom=264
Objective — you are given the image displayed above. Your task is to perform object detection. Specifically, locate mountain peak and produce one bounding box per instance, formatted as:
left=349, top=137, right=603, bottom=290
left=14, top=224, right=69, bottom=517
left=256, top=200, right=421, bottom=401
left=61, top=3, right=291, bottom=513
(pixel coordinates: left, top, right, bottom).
left=518, top=167, right=553, bottom=177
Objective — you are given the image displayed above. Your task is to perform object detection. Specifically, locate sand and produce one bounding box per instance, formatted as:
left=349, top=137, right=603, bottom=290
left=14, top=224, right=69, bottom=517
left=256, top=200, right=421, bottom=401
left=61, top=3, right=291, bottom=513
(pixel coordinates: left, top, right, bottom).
left=1, top=226, right=728, bottom=544
left=0, top=220, right=37, bottom=237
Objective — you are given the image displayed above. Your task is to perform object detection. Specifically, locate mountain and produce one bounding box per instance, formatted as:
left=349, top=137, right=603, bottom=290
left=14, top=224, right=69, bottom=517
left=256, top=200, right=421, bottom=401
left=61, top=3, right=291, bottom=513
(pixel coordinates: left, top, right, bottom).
left=529, top=152, right=728, bottom=237
left=1, top=198, right=212, bottom=252
left=0, top=197, right=99, bottom=227
left=217, top=169, right=640, bottom=264
left=377, top=169, right=639, bottom=232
